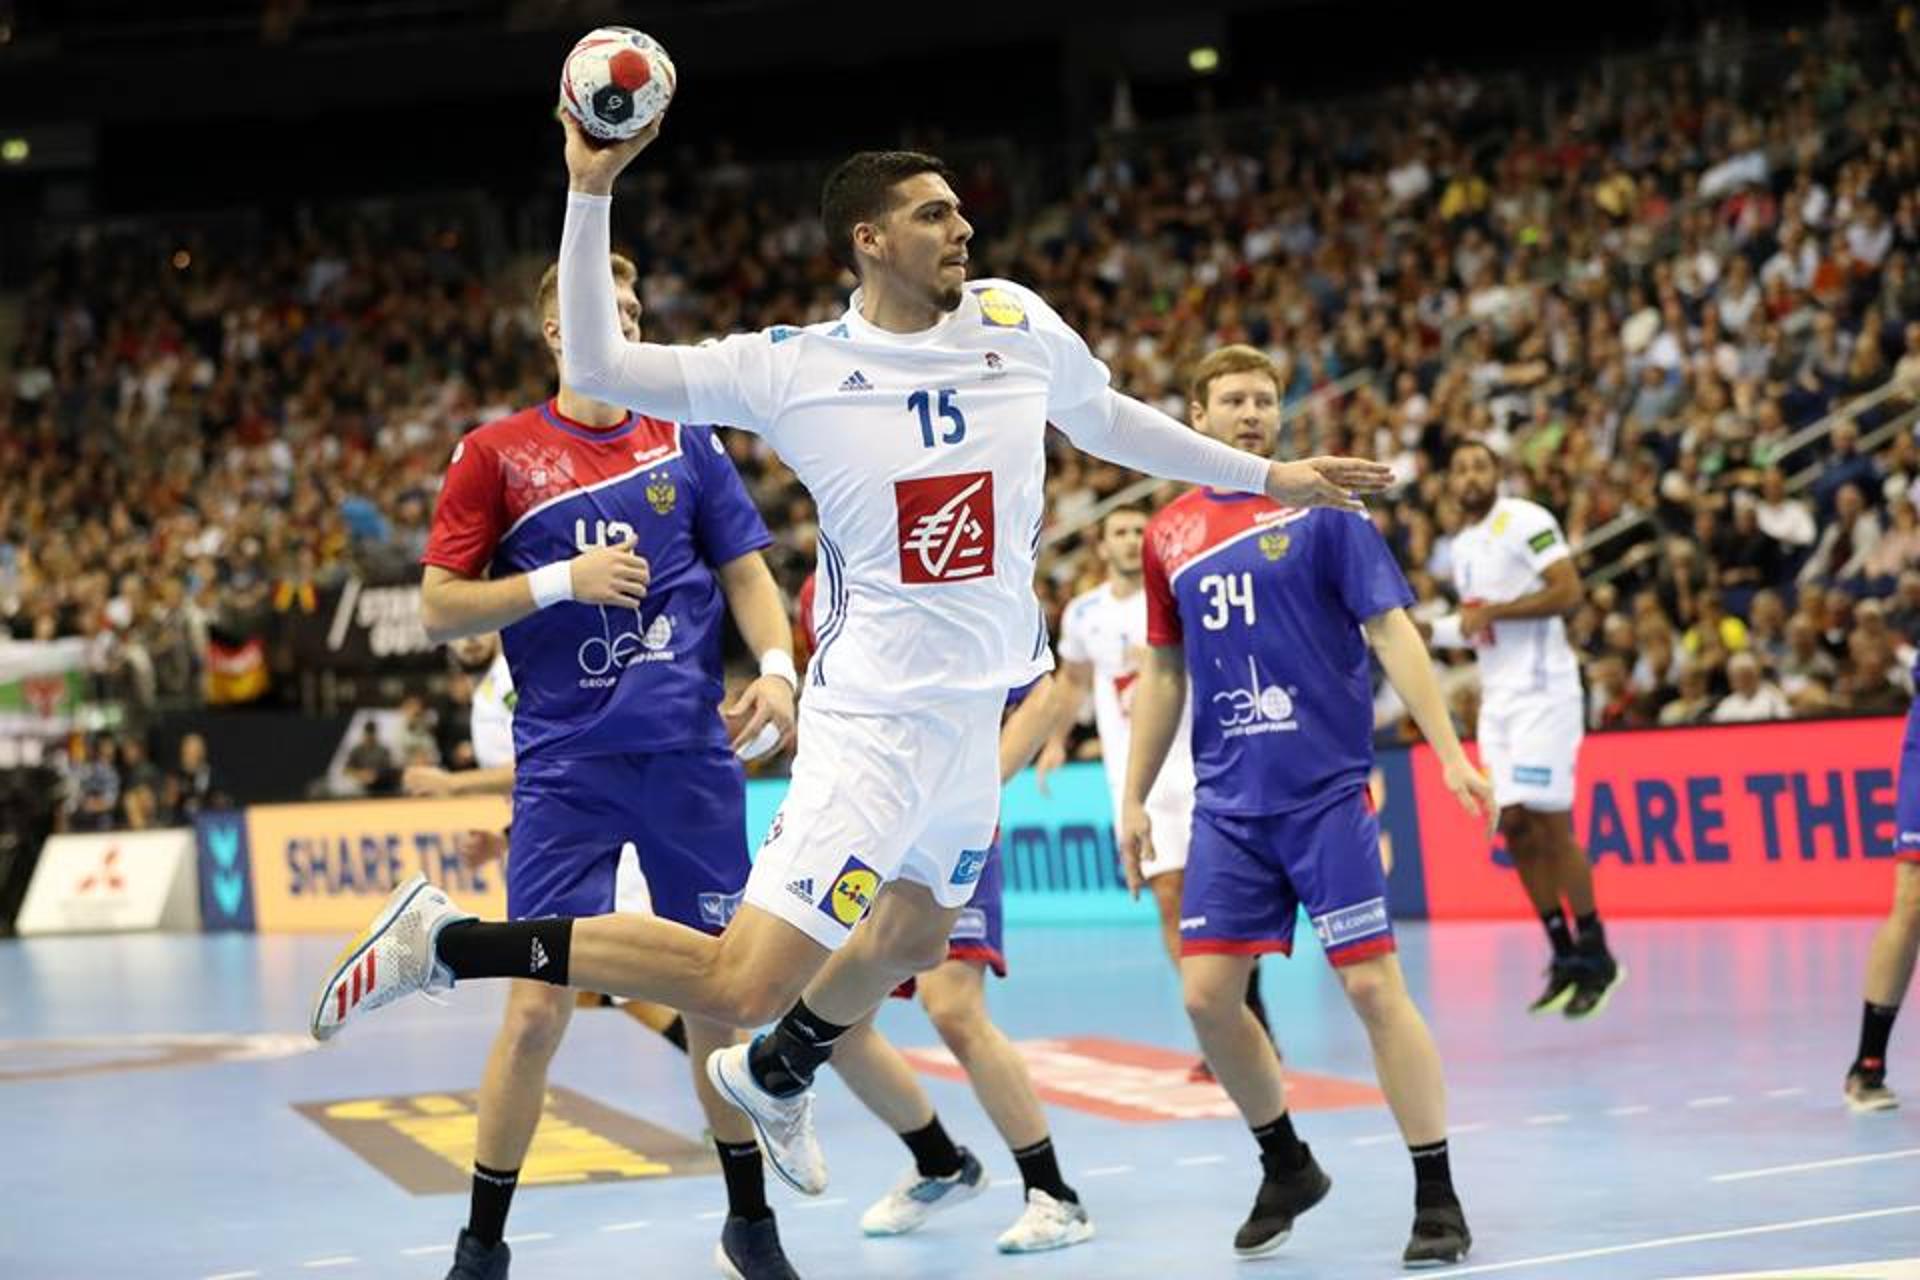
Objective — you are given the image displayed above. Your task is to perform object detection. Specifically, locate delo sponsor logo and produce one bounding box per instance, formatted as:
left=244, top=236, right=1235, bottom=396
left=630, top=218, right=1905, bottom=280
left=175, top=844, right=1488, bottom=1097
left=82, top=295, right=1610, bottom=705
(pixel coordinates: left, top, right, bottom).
left=1212, top=656, right=1299, bottom=739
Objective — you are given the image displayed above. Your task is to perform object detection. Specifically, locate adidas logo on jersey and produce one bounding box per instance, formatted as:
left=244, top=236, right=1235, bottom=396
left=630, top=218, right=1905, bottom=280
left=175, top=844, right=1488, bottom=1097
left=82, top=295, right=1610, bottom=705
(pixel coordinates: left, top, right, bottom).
left=785, top=877, right=815, bottom=903
left=530, top=938, right=550, bottom=973
left=839, top=370, right=873, bottom=392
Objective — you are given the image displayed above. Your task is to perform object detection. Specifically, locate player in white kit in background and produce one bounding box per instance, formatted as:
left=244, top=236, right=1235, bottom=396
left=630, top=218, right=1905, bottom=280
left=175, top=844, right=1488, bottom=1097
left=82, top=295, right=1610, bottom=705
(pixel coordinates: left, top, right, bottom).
left=311, top=105, right=1397, bottom=1227
left=1040, top=507, right=1274, bottom=1078
left=1428, top=440, right=1623, bottom=1018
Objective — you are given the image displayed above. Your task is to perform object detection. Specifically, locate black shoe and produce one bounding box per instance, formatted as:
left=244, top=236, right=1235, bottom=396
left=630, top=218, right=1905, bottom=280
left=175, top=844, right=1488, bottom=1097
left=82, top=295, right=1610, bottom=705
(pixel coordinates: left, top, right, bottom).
left=1563, top=958, right=1625, bottom=1020
left=715, top=1213, right=802, bottom=1280
left=1232, top=1146, right=1332, bottom=1258
left=444, top=1229, right=510, bottom=1280
left=1403, top=1201, right=1471, bottom=1268
left=1527, top=961, right=1581, bottom=1015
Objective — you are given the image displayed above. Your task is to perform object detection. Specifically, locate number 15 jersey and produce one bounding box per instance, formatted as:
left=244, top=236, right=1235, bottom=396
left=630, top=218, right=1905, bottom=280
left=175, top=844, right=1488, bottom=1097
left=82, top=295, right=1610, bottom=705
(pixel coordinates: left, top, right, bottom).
left=675, top=279, right=1111, bottom=714
left=1143, top=490, right=1414, bottom=817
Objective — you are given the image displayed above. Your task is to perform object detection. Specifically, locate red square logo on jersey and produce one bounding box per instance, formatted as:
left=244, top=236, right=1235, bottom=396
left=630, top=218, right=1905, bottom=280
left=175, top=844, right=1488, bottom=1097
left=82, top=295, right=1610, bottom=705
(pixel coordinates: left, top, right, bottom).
left=895, top=472, right=996, bottom=584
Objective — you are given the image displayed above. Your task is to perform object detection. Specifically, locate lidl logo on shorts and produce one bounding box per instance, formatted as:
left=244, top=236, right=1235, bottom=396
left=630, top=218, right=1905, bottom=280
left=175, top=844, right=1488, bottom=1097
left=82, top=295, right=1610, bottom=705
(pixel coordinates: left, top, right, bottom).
left=819, top=856, right=879, bottom=929
left=974, top=286, right=1030, bottom=330
left=950, top=846, right=989, bottom=886
left=1311, top=897, right=1389, bottom=950
left=1513, top=765, right=1553, bottom=786
left=951, top=907, right=988, bottom=943
left=698, top=890, right=744, bottom=929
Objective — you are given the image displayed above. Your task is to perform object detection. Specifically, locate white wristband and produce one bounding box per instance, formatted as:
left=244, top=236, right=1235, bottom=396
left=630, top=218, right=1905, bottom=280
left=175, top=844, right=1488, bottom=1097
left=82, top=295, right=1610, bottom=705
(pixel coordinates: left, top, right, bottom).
left=758, top=648, right=799, bottom=690
left=528, top=561, right=574, bottom=610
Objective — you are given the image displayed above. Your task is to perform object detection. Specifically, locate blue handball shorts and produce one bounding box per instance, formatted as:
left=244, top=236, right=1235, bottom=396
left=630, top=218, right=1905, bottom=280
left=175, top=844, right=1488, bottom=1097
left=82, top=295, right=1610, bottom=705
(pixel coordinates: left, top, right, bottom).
left=507, top=747, right=749, bottom=934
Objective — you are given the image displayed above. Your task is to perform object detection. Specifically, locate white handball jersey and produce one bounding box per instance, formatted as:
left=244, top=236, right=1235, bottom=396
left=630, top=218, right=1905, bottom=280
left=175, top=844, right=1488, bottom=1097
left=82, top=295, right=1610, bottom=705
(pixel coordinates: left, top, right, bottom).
left=1056, top=581, right=1196, bottom=812
left=676, top=280, right=1111, bottom=713
left=1444, top=497, right=1581, bottom=702
left=470, top=652, right=516, bottom=769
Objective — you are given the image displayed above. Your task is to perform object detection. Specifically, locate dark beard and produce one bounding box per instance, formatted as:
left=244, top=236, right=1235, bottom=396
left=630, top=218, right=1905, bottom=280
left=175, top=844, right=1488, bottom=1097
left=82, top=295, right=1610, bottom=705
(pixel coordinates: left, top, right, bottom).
left=936, top=283, right=963, bottom=312
left=1459, top=492, right=1495, bottom=520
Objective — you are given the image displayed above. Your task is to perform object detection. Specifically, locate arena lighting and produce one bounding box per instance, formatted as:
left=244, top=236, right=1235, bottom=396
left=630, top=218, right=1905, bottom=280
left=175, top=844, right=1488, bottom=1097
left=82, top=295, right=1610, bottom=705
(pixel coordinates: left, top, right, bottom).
left=1188, top=46, right=1221, bottom=74
left=0, top=138, right=28, bottom=165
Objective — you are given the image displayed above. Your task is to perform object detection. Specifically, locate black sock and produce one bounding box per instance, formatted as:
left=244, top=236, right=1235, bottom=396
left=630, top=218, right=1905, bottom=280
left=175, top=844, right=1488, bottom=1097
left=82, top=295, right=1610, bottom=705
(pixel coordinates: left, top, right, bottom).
left=1856, top=1001, right=1900, bottom=1071
left=715, top=1139, right=771, bottom=1222
left=466, top=1162, right=519, bottom=1246
left=1410, top=1140, right=1458, bottom=1210
left=1245, top=962, right=1272, bottom=1034
left=900, top=1116, right=965, bottom=1179
left=1541, top=908, right=1574, bottom=960
left=1574, top=910, right=1608, bottom=960
left=435, top=919, right=572, bottom=985
left=746, top=999, right=850, bottom=1097
left=661, top=1014, right=688, bottom=1053
left=1252, top=1111, right=1308, bottom=1178
left=1011, top=1137, right=1077, bottom=1203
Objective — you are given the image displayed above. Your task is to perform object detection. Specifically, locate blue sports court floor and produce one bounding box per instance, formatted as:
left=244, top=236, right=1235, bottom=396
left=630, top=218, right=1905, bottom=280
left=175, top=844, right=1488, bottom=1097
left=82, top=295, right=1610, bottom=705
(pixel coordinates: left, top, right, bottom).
left=3, top=917, right=1919, bottom=1279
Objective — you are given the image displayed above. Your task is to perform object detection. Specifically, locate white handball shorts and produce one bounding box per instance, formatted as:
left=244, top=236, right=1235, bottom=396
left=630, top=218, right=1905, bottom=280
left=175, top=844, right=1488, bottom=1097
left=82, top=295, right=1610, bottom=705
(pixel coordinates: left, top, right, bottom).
left=1477, top=691, right=1583, bottom=813
left=743, top=690, right=1003, bottom=952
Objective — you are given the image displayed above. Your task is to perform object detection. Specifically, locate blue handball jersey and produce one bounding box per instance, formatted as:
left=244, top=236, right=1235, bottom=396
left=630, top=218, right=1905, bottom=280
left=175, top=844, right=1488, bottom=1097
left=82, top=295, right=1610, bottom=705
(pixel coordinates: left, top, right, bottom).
left=1142, top=489, right=1415, bottom=817
left=423, top=401, right=771, bottom=762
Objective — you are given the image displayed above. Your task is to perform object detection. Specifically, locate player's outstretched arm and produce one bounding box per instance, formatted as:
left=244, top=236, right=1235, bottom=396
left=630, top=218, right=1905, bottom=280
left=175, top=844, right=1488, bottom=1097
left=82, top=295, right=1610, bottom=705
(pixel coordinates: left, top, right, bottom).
left=1365, top=608, right=1495, bottom=835
left=999, top=673, right=1062, bottom=783
left=1033, top=658, right=1093, bottom=795
left=403, top=764, right=516, bottom=797
left=555, top=112, right=702, bottom=421
left=1050, top=389, right=1392, bottom=511
left=1119, top=645, right=1188, bottom=897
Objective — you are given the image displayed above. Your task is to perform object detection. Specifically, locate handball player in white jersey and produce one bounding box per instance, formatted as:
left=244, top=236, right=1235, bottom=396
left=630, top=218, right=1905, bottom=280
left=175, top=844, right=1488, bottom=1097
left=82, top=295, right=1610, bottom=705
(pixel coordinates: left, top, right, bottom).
left=312, top=107, right=1394, bottom=1201
left=1429, top=440, right=1622, bottom=1018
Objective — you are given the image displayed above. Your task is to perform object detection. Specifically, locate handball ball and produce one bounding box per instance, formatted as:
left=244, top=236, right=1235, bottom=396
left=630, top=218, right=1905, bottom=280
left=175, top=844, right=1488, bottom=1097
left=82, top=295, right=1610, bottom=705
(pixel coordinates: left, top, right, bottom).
left=560, top=27, right=676, bottom=142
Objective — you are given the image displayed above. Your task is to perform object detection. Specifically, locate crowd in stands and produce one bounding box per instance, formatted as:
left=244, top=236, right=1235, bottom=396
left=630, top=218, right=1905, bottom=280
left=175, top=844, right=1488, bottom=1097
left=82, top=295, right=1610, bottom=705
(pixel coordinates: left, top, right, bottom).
left=5, top=8, right=1920, bottom=765
left=51, top=731, right=225, bottom=832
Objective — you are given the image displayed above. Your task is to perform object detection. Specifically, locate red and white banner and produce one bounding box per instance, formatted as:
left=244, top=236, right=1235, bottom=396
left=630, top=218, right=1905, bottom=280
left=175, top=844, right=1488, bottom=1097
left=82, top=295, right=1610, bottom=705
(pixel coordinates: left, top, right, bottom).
left=16, top=829, right=201, bottom=935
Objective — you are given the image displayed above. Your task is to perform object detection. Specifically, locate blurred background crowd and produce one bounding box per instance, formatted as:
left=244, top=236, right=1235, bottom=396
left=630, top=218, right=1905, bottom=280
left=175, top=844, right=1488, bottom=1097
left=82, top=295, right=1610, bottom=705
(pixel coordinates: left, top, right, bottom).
left=6, top=1, right=1920, bottom=828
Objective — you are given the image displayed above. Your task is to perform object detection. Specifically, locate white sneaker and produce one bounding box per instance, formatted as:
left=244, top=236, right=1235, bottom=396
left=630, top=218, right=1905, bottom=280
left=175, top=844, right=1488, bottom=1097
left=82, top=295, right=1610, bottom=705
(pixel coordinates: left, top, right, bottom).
left=860, top=1147, right=988, bottom=1236
left=706, top=1040, right=828, bottom=1195
left=995, top=1188, right=1094, bottom=1254
left=309, top=874, right=469, bottom=1042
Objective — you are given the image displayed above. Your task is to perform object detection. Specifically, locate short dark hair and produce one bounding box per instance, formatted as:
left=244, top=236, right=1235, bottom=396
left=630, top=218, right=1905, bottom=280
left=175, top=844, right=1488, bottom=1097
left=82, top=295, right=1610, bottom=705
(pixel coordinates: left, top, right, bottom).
left=819, top=150, right=956, bottom=272
left=1446, top=437, right=1499, bottom=470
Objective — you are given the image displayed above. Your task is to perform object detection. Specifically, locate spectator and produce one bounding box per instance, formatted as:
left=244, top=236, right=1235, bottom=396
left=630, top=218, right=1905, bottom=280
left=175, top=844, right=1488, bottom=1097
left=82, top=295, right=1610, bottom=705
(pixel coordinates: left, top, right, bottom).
left=1659, top=666, right=1716, bottom=726
left=1809, top=420, right=1882, bottom=521
left=343, top=722, right=395, bottom=796
left=166, top=732, right=221, bottom=823
left=1887, top=569, right=1920, bottom=646
left=1779, top=615, right=1840, bottom=696
left=1683, top=590, right=1749, bottom=657
left=119, top=737, right=165, bottom=829
left=1753, top=468, right=1818, bottom=551
left=1840, top=630, right=1911, bottom=714
left=70, top=737, right=121, bottom=833
left=1798, top=482, right=1882, bottom=588
left=1861, top=497, right=1920, bottom=593
left=1713, top=652, right=1791, bottom=722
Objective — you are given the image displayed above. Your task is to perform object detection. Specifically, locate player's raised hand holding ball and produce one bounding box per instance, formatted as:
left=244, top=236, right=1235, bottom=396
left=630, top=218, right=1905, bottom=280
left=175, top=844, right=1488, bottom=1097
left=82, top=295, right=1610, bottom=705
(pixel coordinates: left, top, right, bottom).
left=557, top=26, right=676, bottom=193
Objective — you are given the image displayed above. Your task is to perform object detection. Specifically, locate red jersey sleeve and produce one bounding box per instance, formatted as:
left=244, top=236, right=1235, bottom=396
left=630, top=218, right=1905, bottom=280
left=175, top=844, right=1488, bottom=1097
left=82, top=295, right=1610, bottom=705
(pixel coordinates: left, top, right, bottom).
left=796, top=572, right=818, bottom=656
left=422, top=434, right=508, bottom=577
left=1143, top=519, right=1183, bottom=647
